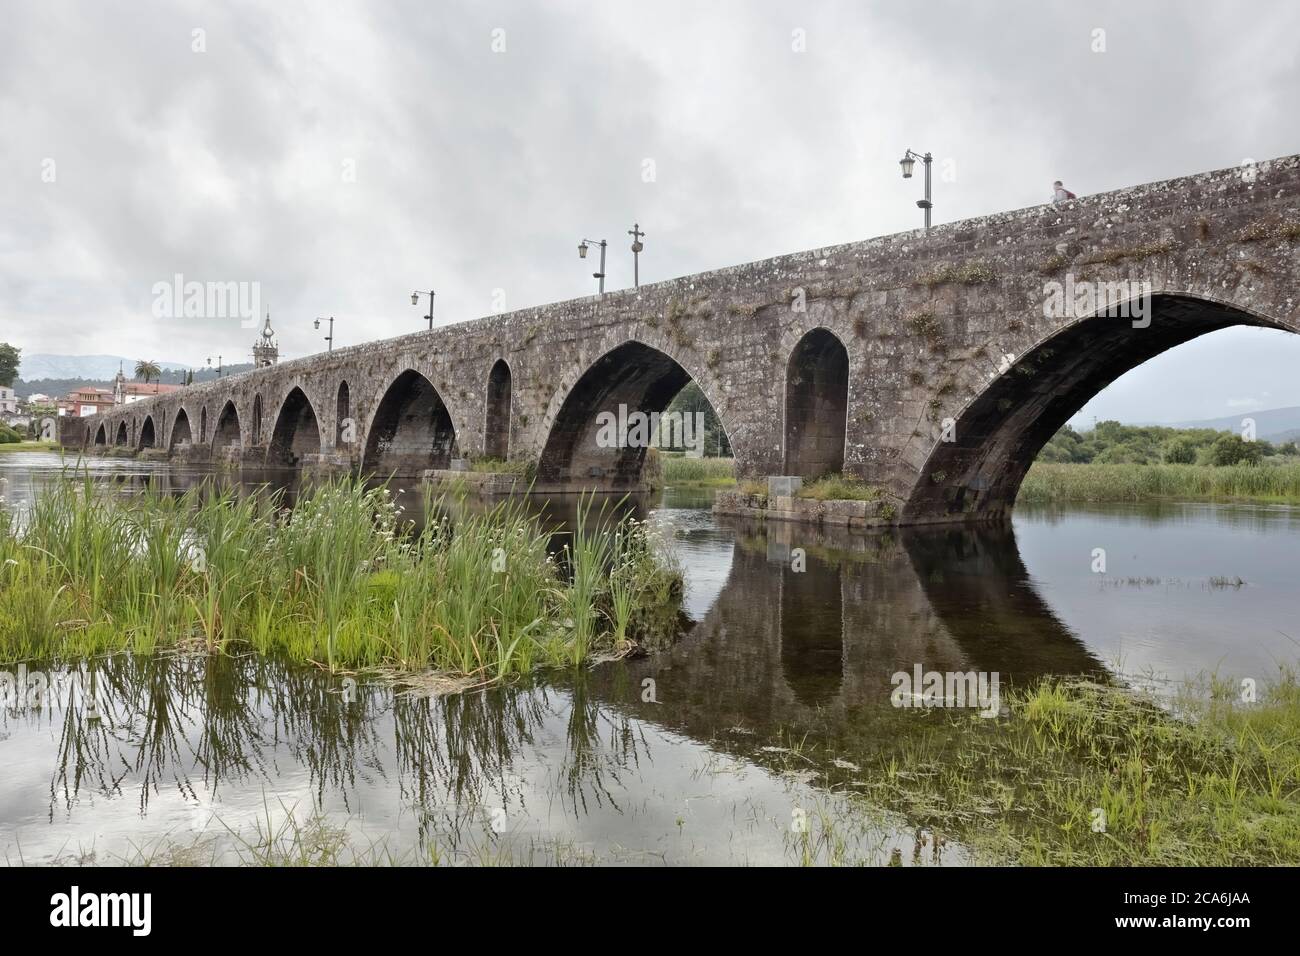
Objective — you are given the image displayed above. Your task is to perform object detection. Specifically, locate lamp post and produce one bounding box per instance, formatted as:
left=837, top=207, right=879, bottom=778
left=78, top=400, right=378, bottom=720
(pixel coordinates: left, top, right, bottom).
left=628, top=223, right=645, bottom=288
left=899, top=149, right=934, bottom=231
left=577, top=238, right=607, bottom=294
left=411, top=289, right=435, bottom=330
left=314, top=316, right=334, bottom=352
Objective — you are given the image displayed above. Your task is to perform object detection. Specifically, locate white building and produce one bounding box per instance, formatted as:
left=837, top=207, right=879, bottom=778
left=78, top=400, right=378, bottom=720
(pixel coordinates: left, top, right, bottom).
left=0, top=386, right=16, bottom=414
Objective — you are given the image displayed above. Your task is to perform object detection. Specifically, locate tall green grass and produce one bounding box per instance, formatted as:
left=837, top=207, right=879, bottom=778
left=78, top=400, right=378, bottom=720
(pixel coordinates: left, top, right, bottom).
left=659, top=456, right=736, bottom=486
left=796, top=474, right=883, bottom=501
left=0, top=476, right=682, bottom=681
left=1019, top=462, right=1300, bottom=503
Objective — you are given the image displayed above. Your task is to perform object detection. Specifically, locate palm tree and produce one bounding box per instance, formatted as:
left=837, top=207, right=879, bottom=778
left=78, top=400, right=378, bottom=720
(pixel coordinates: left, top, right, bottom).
left=134, top=360, right=162, bottom=385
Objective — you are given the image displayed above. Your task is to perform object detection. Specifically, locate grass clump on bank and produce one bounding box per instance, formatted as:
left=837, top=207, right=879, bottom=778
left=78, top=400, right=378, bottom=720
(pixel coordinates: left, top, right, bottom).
left=468, top=457, right=537, bottom=478
left=0, top=440, right=59, bottom=453
left=659, top=455, right=736, bottom=487
left=796, top=474, right=884, bottom=501
left=0, top=476, right=682, bottom=681
left=1019, top=462, right=1300, bottom=504
left=862, top=672, right=1300, bottom=865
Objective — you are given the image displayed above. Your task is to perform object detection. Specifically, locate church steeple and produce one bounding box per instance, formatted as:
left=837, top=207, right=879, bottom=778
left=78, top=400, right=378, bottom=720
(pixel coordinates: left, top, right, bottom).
left=252, top=311, right=279, bottom=367
left=113, top=361, right=126, bottom=405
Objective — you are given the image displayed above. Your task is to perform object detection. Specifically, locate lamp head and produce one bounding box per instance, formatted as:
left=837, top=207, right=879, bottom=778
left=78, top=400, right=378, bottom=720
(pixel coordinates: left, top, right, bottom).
left=578, top=240, right=589, bottom=259
left=899, top=154, right=915, bottom=179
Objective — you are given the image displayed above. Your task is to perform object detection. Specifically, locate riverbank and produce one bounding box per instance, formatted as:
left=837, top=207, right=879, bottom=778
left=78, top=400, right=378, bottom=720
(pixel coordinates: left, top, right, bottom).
left=0, top=477, right=683, bottom=680
left=1019, top=462, right=1300, bottom=504
left=845, top=670, right=1300, bottom=865
left=0, top=441, right=59, bottom=454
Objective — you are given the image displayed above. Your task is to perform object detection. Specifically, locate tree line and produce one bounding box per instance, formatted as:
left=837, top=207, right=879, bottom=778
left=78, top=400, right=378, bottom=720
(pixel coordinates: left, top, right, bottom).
left=1040, top=420, right=1299, bottom=467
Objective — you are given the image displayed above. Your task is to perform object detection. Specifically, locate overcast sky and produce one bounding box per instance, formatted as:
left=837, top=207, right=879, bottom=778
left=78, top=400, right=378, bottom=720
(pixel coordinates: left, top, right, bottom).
left=2, top=0, right=1298, bottom=423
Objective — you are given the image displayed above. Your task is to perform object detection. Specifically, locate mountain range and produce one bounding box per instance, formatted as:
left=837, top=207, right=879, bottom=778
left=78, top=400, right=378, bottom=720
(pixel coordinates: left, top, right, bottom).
left=1146, top=407, right=1300, bottom=444
left=19, top=353, right=195, bottom=382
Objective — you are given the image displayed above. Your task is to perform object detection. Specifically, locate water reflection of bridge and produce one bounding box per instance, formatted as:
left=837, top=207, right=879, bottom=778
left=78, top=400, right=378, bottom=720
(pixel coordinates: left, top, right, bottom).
left=4, top=497, right=1105, bottom=857
left=587, top=515, right=1105, bottom=736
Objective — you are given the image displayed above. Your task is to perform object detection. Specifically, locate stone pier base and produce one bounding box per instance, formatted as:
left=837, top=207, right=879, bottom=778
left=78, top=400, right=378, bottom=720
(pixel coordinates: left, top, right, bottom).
left=300, top=451, right=355, bottom=476
left=713, top=489, right=898, bottom=530
left=422, top=469, right=522, bottom=495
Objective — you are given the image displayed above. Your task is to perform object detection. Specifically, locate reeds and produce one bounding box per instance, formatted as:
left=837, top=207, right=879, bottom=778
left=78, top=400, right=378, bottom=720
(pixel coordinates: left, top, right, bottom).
left=0, top=476, right=683, bottom=683
left=659, top=455, right=736, bottom=486
left=1019, top=462, right=1300, bottom=503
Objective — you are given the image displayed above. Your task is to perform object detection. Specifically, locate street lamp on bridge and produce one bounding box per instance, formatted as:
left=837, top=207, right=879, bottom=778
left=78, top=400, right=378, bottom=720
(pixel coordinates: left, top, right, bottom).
left=577, top=238, right=607, bottom=294
left=899, top=148, right=934, bottom=231
left=411, top=289, right=435, bottom=330
left=314, top=316, right=335, bottom=351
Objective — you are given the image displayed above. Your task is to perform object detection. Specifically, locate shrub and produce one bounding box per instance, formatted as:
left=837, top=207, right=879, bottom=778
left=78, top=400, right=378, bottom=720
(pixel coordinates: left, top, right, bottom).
left=1208, top=433, right=1263, bottom=466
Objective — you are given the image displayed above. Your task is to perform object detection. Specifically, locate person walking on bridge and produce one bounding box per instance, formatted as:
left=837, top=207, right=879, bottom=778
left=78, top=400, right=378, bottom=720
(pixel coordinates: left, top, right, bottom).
left=1052, top=180, right=1077, bottom=203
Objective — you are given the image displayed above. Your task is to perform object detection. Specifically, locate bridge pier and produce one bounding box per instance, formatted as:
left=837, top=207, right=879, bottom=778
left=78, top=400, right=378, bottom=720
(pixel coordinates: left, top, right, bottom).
left=300, top=451, right=355, bottom=477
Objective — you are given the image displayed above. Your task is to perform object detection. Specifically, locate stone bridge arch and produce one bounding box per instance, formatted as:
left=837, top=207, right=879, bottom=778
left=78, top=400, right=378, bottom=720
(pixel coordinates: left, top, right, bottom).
left=138, top=415, right=156, bottom=449
left=900, top=291, right=1296, bottom=523
left=169, top=406, right=193, bottom=451
left=535, top=332, right=738, bottom=490
left=782, top=325, right=851, bottom=479
left=484, top=358, right=512, bottom=460
left=267, top=385, right=324, bottom=467
left=213, top=400, right=242, bottom=451
left=360, top=368, right=459, bottom=476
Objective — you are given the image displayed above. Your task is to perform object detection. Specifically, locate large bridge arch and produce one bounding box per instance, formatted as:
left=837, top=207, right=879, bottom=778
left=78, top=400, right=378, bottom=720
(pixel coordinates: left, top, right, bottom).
left=138, top=415, right=156, bottom=449
left=267, top=386, right=323, bottom=467
left=169, top=407, right=193, bottom=451
left=114, top=421, right=128, bottom=446
left=213, top=400, right=241, bottom=451
left=536, top=338, right=735, bottom=490
left=901, top=292, right=1295, bottom=524
left=361, top=369, right=458, bottom=476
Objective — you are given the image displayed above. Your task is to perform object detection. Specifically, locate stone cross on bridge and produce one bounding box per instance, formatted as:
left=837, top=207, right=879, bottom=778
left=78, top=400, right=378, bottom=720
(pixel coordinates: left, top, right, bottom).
left=74, top=154, right=1300, bottom=525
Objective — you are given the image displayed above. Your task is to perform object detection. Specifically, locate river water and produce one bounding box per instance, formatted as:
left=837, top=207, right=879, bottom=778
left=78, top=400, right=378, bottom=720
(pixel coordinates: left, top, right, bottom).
left=2, top=453, right=1297, bottom=865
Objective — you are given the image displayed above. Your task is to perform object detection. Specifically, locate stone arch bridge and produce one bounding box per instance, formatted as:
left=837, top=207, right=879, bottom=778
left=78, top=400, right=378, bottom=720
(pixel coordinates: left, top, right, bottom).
left=72, top=155, right=1300, bottom=525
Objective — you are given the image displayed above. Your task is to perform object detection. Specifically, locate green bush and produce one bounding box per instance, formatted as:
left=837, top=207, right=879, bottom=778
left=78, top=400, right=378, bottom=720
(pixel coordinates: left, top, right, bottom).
left=1208, top=433, right=1263, bottom=466
left=1163, top=436, right=1198, bottom=464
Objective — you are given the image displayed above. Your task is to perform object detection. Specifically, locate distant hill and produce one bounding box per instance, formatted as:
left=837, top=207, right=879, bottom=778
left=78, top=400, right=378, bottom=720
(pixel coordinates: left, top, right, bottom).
left=1148, top=406, right=1300, bottom=443
left=19, top=354, right=195, bottom=382
left=16, top=363, right=256, bottom=400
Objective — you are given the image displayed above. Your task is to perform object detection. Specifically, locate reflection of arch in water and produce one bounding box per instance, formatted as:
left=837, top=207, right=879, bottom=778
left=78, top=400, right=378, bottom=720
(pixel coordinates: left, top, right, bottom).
left=899, top=523, right=1104, bottom=681
left=779, top=549, right=844, bottom=707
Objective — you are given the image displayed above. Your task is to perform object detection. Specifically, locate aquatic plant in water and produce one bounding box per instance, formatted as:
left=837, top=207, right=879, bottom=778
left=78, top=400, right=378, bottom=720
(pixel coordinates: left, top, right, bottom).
left=0, top=475, right=683, bottom=684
